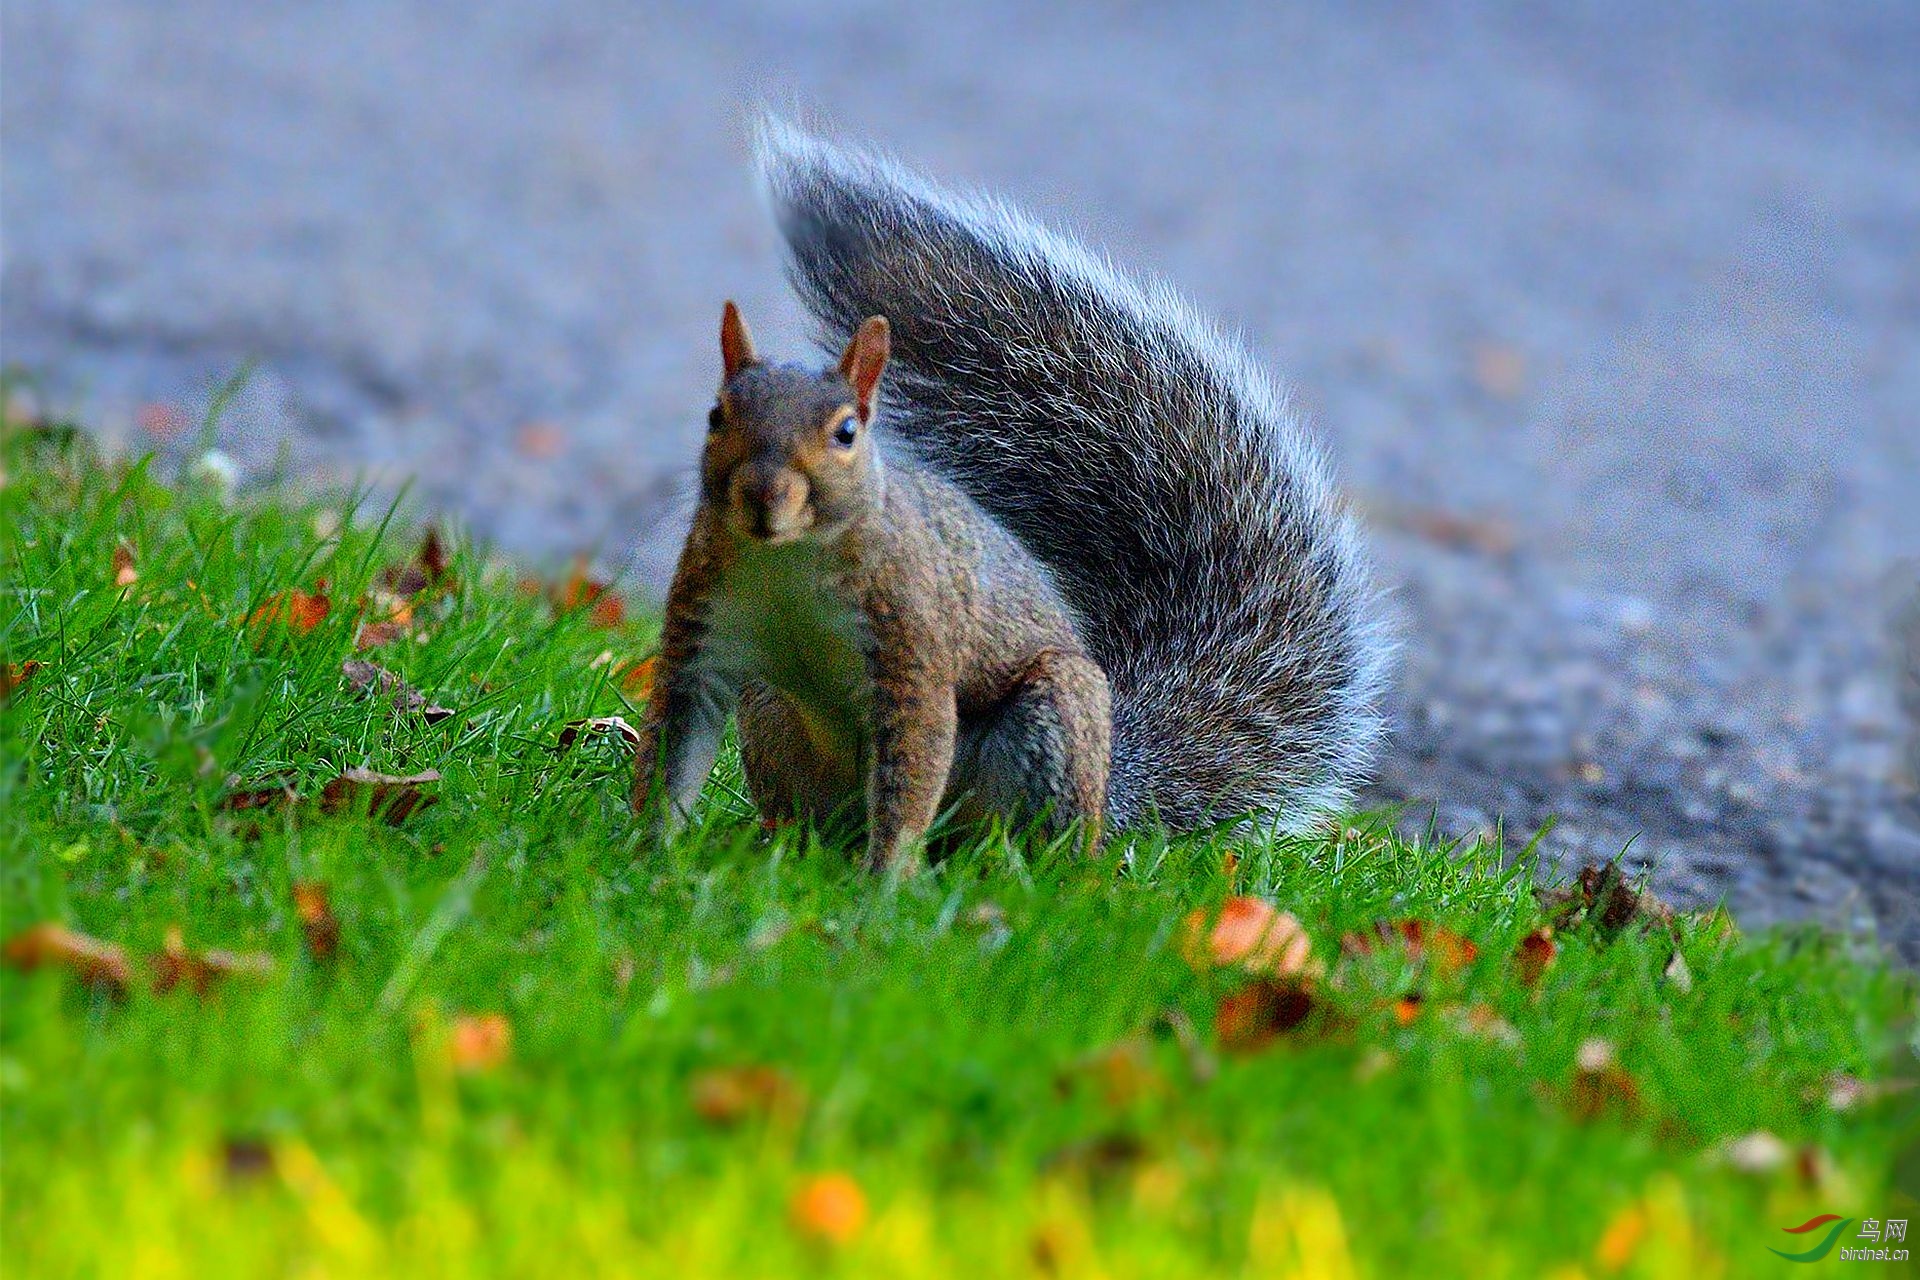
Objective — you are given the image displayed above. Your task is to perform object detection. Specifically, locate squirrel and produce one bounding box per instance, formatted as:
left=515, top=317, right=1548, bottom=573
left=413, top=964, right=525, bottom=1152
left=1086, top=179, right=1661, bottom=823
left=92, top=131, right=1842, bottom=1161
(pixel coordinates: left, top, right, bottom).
left=632, top=119, right=1390, bottom=869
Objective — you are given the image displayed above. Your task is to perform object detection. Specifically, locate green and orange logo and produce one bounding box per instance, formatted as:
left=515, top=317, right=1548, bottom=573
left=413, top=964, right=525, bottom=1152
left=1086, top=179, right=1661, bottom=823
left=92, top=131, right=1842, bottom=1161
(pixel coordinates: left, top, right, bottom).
left=1769, top=1214, right=1853, bottom=1263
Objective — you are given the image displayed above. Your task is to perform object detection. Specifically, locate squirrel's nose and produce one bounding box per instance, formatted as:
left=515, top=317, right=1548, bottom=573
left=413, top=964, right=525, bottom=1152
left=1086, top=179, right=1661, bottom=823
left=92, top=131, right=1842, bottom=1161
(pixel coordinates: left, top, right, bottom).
left=731, top=465, right=810, bottom=538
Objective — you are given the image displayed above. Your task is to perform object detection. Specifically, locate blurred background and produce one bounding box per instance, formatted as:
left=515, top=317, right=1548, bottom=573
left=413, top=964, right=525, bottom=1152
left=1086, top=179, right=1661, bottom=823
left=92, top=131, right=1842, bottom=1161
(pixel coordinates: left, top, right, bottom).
left=4, top=1, right=1916, bottom=956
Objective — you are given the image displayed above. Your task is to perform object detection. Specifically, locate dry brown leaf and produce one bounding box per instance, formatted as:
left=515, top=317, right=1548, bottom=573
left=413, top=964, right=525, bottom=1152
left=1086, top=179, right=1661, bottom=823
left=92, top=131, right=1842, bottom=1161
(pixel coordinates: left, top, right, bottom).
left=689, top=1065, right=805, bottom=1126
left=293, top=881, right=340, bottom=963
left=1216, top=979, right=1318, bottom=1054
left=353, top=619, right=410, bottom=651
left=1512, top=926, right=1557, bottom=988
left=218, top=773, right=300, bottom=812
left=380, top=526, right=455, bottom=599
left=2, top=660, right=43, bottom=702
left=341, top=659, right=453, bottom=723
left=1342, top=918, right=1480, bottom=974
left=2, top=922, right=134, bottom=994
left=112, top=542, right=139, bottom=587
left=556, top=716, right=643, bottom=753
left=320, top=768, right=441, bottom=824
left=151, top=926, right=276, bottom=995
left=1541, top=864, right=1681, bottom=940
left=1180, top=898, right=1316, bottom=978
left=789, top=1173, right=868, bottom=1246
left=448, top=1013, right=512, bottom=1073
left=221, top=1137, right=276, bottom=1184
left=250, top=587, right=331, bottom=635
left=1568, top=1037, right=1642, bottom=1122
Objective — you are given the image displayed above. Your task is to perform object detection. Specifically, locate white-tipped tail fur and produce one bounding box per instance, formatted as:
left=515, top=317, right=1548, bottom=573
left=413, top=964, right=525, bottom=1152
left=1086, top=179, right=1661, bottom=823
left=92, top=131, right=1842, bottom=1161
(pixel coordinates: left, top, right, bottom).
left=754, top=115, right=1392, bottom=832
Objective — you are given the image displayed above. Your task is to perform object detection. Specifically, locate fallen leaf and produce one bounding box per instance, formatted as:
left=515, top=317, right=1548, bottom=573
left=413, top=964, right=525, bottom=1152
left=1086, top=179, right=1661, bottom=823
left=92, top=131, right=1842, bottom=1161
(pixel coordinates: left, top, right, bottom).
left=111, top=542, right=139, bottom=587
left=221, top=1136, right=276, bottom=1184
left=218, top=773, right=300, bottom=812
left=1, top=660, right=43, bottom=702
left=341, top=659, right=453, bottom=723
left=2, top=922, right=133, bottom=995
left=1595, top=1201, right=1647, bottom=1271
left=1512, top=926, right=1557, bottom=988
left=380, top=526, right=454, bottom=598
left=555, top=560, right=626, bottom=629
left=353, top=619, right=410, bottom=651
left=151, top=926, right=276, bottom=995
left=448, top=1013, right=512, bottom=1073
left=320, top=769, right=441, bottom=824
left=1216, top=978, right=1318, bottom=1054
left=555, top=716, right=642, bottom=753
left=250, top=587, right=331, bottom=635
left=689, top=1065, right=804, bottom=1126
left=1390, top=993, right=1423, bottom=1026
left=1342, top=918, right=1479, bottom=974
left=1181, top=898, right=1316, bottom=978
left=1541, top=864, right=1678, bottom=939
left=789, top=1172, right=867, bottom=1246
left=293, top=882, right=340, bottom=963
left=1568, top=1037, right=1642, bottom=1122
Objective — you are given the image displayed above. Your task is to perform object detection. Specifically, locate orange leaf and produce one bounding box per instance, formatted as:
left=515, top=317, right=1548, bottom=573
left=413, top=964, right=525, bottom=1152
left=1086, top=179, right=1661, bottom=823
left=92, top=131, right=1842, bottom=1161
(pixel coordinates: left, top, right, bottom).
left=789, top=1173, right=867, bottom=1246
left=689, top=1065, right=804, bottom=1126
left=151, top=926, right=275, bottom=995
left=292, top=882, right=340, bottom=964
left=448, top=1013, right=512, bottom=1072
left=111, top=542, right=139, bottom=587
left=1216, top=979, right=1317, bottom=1054
left=2, top=922, right=133, bottom=995
left=1513, top=926, right=1556, bottom=988
left=555, top=560, right=626, bottom=629
left=1181, top=898, right=1315, bottom=978
left=1, top=660, right=42, bottom=702
left=1341, top=918, right=1479, bottom=974
left=250, top=588, right=331, bottom=635
left=1595, top=1202, right=1647, bottom=1271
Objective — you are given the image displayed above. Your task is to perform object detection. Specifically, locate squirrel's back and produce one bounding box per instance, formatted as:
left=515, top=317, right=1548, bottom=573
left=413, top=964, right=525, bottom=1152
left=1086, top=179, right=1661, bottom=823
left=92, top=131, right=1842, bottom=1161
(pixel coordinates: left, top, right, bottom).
left=755, top=118, right=1391, bottom=832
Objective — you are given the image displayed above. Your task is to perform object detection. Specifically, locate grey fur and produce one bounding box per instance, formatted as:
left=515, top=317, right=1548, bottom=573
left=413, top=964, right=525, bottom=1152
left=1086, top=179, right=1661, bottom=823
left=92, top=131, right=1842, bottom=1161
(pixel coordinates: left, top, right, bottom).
left=754, top=116, right=1393, bottom=832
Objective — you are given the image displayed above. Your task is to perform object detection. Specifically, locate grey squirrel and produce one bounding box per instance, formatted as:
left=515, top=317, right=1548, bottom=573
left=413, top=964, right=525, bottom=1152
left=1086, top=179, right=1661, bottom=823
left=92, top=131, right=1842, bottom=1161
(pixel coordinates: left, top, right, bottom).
left=632, top=118, right=1390, bottom=865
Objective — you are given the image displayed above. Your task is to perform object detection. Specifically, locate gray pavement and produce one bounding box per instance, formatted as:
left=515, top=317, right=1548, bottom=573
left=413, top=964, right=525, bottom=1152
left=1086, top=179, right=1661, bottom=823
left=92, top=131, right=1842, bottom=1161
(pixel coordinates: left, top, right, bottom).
left=5, top=2, right=1917, bottom=957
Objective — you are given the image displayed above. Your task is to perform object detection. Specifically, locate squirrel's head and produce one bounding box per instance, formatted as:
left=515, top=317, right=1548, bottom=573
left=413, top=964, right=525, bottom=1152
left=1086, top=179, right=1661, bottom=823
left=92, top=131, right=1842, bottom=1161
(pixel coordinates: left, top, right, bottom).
left=701, top=301, right=889, bottom=547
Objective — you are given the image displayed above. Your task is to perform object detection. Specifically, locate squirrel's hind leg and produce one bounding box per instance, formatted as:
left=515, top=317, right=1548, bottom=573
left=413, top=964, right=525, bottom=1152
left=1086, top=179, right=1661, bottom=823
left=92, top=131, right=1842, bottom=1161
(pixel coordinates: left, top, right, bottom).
left=952, top=650, right=1112, bottom=853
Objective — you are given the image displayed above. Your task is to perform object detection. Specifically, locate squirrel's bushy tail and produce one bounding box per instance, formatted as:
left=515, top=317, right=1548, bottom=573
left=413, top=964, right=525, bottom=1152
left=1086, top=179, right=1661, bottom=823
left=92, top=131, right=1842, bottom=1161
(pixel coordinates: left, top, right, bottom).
left=756, top=118, right=1390, bottom=832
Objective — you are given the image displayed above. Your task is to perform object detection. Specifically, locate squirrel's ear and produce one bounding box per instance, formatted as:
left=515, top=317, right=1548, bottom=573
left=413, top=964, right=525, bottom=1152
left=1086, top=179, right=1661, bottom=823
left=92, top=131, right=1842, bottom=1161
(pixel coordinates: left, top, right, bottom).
left=720, top=301, right=758, bottom=382
left=839, top=316, right=890, bottom=421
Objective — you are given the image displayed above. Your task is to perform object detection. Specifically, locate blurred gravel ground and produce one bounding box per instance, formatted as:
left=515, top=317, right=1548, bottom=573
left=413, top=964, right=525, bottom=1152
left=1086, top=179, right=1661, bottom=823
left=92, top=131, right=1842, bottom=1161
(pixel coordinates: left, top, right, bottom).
left=4, top=1, right=1916, bottom=957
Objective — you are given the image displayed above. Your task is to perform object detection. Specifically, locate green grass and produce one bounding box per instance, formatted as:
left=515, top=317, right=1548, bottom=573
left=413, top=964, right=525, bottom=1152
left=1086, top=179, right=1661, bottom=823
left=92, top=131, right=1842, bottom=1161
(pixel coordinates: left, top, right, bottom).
left=2, top=407, right=1915, bottom=1279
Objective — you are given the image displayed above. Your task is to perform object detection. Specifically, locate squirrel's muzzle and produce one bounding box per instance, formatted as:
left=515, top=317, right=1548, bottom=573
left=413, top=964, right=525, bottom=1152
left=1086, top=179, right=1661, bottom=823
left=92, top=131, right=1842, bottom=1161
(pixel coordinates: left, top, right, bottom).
left=728, top=463, right=813, bottom=544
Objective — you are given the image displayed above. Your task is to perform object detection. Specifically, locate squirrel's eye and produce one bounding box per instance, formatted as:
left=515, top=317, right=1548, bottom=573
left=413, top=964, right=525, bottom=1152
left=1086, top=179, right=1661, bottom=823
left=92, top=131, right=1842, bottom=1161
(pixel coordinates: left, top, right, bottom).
left=831, top=416, right=859, bottom=449
left=707, top=405, right=725, bottom=432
